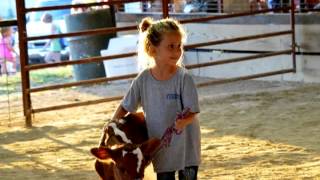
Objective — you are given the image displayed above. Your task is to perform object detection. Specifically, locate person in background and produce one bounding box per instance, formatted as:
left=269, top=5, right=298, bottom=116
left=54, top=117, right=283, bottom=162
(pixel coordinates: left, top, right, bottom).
left=249, top=0, right=268, bottom=11
left=268, top=0, right=292, bottom=12
left=41, top=12, right=62, bottom=63
left=0, top=16, right=2, bottom=74
left=0, top=26, right=17, bottom=75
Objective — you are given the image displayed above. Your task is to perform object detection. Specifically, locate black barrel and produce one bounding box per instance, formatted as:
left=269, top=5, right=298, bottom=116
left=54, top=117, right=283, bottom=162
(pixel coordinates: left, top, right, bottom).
left=65, top=8, right=116, bottom=81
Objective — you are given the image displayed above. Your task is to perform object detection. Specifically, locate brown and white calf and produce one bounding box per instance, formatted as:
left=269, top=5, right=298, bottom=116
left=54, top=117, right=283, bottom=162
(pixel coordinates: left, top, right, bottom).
left=91, top=113, right=160, bottom=180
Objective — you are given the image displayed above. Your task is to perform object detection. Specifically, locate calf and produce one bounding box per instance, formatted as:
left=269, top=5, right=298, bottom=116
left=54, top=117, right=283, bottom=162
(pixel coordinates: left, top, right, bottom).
left=91, top=113, right=160, bottom=180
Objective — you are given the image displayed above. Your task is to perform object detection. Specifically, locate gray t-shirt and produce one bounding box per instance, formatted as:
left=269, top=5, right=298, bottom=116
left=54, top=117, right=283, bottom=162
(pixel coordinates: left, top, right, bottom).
left=121, top=67, right=201, bottom=172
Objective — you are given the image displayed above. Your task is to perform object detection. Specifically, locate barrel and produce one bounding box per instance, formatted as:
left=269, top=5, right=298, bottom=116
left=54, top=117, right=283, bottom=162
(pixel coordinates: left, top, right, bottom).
left=65, top=8, right=116, bottom=81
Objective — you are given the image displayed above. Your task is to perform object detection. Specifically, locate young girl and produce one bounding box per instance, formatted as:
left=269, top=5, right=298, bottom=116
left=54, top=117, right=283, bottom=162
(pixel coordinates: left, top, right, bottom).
left=0, top=26, right=17, bottom=75
left=110, top=17, right=201, bottom=180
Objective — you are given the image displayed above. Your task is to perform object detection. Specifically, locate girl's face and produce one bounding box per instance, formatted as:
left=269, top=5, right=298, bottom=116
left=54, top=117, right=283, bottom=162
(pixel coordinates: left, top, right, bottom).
left=152, top=32, right=183, bottom=68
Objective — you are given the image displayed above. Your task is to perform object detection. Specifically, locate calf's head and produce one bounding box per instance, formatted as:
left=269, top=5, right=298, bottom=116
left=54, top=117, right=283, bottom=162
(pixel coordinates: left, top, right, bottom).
left=91, top=138, right=160, bottom=179
left=101, top=112, right=149, bottom=147
left=91, top=112, right=160, bottom=180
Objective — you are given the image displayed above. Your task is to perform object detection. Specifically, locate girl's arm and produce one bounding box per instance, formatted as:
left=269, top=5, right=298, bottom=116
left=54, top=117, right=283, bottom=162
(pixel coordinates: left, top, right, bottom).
left=175, top=112, right=198, bottom=131
left=4, top=38, right=17, bottom=54
left=43, top=24, right=56, bottom=50
left=111, top=105, right=128, bottom=121
left=103, top=105, right=128, bottom=132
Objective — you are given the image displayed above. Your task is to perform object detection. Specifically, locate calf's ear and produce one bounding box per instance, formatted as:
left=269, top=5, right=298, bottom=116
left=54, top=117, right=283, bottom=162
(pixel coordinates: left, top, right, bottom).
left=91, top=147, right=111, bottom=160
left=91, top=146, right=123, bottom=162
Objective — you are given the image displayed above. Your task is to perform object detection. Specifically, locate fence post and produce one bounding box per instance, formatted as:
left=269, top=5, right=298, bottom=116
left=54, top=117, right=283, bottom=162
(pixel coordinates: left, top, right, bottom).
left=15, top=0, right=32, bottom=127
left=162, top=0, right=169, bottom=18
left=290, top=0, right=296, bottom=72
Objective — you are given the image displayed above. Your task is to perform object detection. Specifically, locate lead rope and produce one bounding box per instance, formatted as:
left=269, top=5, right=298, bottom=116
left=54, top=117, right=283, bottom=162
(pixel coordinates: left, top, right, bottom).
left=151, top=108, right=191, bottom=157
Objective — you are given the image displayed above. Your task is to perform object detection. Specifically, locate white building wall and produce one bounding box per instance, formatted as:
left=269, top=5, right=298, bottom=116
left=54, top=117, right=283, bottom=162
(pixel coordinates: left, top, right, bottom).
left=115, top=16, right=320, bottom=83
left=184, top=23, right=320, bottom=83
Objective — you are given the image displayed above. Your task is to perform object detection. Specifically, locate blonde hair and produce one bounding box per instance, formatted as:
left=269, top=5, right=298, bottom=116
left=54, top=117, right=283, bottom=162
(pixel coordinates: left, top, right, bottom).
left=1, top=27, right=13, bottom=37
left=137, top=17, right=186, bottom=69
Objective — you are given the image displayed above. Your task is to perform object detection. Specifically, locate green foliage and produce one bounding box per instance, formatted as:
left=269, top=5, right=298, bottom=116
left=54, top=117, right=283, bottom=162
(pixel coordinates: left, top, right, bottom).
left=0, top=67, right=73, bottom=96
left=0, top=74, right=22, bottom=95
left=30, top=66, right=73, bottom=86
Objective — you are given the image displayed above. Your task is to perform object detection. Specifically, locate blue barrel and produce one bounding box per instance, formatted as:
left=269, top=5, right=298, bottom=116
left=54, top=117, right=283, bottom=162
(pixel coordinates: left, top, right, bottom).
left=65, top=8, right=116, bottom=81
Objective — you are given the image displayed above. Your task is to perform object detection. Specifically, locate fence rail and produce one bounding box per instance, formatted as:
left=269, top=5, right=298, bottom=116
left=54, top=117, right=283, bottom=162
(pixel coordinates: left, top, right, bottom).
left=5, top=0, right=297, bottom=127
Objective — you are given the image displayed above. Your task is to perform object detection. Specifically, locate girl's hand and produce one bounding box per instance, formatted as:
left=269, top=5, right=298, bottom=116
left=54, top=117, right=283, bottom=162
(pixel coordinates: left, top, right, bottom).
left=174, top=118, right=186, bottom=132
left=102, top=118, right=118, bottom=133
left=174, top=108, right=197, bottom=132
left=102, top=121, right=109, bottom=133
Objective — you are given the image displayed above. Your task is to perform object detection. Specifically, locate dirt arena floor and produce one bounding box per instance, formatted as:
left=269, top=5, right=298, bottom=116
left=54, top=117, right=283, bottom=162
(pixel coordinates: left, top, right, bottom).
left=0, top=79, right=320, bottom=179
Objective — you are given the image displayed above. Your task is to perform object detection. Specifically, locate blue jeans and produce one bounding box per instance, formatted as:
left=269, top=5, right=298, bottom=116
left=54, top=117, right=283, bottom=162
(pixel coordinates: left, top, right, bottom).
left=157, top=166, right=198, bottom=180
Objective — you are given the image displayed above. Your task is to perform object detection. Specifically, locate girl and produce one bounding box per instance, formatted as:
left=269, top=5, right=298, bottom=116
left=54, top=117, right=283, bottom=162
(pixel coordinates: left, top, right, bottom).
left=0, top=26, right=17, bottom=75
left=110, top=17, right=201, bottom=180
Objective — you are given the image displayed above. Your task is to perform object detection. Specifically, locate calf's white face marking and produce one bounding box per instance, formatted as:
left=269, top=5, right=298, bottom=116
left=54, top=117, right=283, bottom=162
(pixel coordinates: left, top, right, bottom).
left=122, top=147, right=143, bottom=173
left=118, top=119, right=126, bottom=124
left=108, top=122, right=132, bottom=144
left=132, top=148, right=143, bottom=173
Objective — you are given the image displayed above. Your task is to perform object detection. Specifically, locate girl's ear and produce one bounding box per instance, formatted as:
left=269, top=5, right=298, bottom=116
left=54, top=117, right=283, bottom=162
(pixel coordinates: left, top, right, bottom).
left=148, top=45, right=157, bottom=57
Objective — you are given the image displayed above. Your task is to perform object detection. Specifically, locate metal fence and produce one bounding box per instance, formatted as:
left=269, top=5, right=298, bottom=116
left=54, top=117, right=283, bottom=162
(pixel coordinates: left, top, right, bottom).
left=117, top=0, right=319, bottom=13
left=2, top=0, right=298, bottom=127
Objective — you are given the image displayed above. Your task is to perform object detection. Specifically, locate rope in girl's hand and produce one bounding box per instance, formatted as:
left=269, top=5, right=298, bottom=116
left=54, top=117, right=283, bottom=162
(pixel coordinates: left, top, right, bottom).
left=160, top=108, right=191, bottom=148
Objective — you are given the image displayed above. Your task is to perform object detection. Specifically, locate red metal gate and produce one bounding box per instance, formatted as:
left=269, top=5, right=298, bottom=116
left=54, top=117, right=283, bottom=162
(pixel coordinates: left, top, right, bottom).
left=12, top=0, right=296, bottom=127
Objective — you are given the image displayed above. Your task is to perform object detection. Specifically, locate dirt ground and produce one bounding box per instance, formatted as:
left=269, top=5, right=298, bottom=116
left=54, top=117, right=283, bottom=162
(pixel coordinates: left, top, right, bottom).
left=0, top=79, right=320, bottom=180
